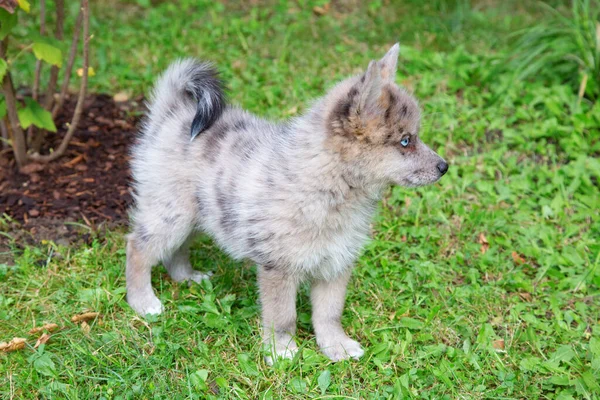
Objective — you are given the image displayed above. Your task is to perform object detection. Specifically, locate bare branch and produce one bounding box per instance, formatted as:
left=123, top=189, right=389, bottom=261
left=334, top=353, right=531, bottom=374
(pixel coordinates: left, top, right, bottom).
left=28, top=0, right=47, bottom=147
left=30, top=0, right=89, bottom=163
left=32, top=0, right=66, bottom=152
left=1, top=38, right=27, bottom=168
left=32, top=63, right=42, bottom=101
left=52, top=7, right=82, bottom=119
left=32, top=0, right=46, bottom=102
left=0, top=119, right=8, bottom=150
left=55, top=0, right=65, bottom=38
left=44, top=0, right=64, bottom=110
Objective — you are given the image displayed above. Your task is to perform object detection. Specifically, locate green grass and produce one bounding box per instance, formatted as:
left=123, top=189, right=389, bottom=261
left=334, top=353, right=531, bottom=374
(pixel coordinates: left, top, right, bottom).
left=2, top=1, right=600, bottom=399
left=504, top=0, right=600, bottom=101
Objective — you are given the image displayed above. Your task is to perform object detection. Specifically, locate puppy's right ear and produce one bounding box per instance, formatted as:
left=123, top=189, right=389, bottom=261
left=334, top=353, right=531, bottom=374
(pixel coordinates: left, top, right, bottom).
left=358, top=60, right=384, bottom=118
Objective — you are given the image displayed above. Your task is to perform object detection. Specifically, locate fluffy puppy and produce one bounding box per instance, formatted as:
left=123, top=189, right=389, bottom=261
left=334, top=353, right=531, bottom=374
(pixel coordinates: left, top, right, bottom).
left=126, top=44, right=448, bottom=363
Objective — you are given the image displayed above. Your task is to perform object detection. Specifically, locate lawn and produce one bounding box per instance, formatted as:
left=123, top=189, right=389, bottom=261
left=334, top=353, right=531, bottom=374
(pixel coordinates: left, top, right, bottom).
left=2, top=1, right=600, bottom=399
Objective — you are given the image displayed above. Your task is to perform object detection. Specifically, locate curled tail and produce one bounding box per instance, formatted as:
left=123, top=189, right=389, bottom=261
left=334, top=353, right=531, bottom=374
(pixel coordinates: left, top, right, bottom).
left=148, top=58, right=226, bottom=139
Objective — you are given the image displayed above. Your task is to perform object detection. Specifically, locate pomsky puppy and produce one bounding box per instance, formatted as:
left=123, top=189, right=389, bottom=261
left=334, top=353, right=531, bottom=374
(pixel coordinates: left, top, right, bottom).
left=126, top=43, right=448, bottom=363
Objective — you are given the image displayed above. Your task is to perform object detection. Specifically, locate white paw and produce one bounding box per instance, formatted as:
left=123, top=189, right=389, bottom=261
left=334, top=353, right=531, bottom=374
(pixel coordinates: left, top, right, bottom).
left=319, top=337, right=364, bottom=362
left=188, top=270, right=212, bottom=284
left=264, top=346, right=298, bottom=366
left=264, top=334, right=298, bottom=366
left=128, top=292, right=164, bottom=316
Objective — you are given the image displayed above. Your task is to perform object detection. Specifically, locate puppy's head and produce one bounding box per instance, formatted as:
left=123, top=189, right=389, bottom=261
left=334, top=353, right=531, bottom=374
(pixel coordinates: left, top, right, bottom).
left=326, top=43, right=448, bottom=188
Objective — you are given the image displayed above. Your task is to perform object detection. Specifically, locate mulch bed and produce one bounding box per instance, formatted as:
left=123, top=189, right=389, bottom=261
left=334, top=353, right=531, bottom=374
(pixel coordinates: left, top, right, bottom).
left=0, top=94, right=144, bottom=248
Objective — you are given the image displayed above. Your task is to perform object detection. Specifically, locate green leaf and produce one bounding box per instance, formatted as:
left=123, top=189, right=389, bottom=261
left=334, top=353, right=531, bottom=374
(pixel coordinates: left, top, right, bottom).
left=399, top=317, right=424, bottom=330
left=33, top=353, right=57, bottom=377
left=0, top=58, right=7, bottom=82
left=317, top=370, right=331, bottom=395
left=550, top=345, right=575, bottom=364
left=195, top=369, right=208, bottom=382
left=0, top=99, right=6, bottom=120
left=200, top=294, right=220, bottom=315
left=520, top=357, right=541, bottom=372
left=18, top=0, right=30, bottom=13
left=547, top=375, right=571, bottom=386
left=0, top=9, right=18, bottom=39
left=573, top=377, right=591, bottom=399
left=32, top=42, right=62, bottom=67
left=237, top=353, right=258, bottom=377
left=289, top=377, right=307, bottom=394
left=476, top=323, right=495, bottom=346
left=556, top=391, right=576, bottom=400
left=17, top=98, right=57, bottom=132
left=581, top=370, right=600, bottom=392
left=189, top=370, right=208, bottom=391
left=590, top=337, right=600, bottom=357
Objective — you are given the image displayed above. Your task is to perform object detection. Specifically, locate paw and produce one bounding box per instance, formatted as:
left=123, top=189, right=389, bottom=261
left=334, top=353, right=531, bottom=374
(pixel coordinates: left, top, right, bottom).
left=170, top=269, right=212, bottom=284
left=127, top=292, right=164, bottom=316
left=264, top=346, right=298, bottom=366
left=263, top=335, right=298, bottom=366
left=187, top=270, right=212, bottom=284
left=319, top=336, right=364, bottom=362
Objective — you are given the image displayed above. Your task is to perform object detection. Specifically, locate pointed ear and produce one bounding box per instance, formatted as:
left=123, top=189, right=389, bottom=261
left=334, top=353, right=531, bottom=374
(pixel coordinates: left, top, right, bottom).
left=358, top=60, right=384, bottom=116
left=378, top=43, right=400, bottom=81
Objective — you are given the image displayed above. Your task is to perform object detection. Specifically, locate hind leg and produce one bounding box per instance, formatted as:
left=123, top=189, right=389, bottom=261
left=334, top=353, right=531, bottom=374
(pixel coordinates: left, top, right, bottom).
left=126, top=206, right=194, bottom=316
left=164, top=241, right=211, bottom=283
left=126, top=235, right=164, bottom=316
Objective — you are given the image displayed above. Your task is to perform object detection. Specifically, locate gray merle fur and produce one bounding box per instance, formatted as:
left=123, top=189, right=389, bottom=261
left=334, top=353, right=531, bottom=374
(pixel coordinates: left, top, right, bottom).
left=126, top=45, right=449, bottom=364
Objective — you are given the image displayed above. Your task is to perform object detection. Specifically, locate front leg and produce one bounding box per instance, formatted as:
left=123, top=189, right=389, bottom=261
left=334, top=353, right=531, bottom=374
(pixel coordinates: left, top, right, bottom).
left=311, top=271, right=364, bottom=362
left=257, top=266, right=299, bottom=365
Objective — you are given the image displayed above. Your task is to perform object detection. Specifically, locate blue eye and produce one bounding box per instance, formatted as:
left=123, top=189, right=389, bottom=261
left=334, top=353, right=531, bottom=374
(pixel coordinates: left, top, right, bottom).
left=400, top=137, right=410, bottom=147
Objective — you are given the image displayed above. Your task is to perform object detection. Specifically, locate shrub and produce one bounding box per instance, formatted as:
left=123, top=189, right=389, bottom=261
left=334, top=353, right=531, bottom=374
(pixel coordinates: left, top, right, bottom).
left=0, top=0, right=90, bottom=169
left=507, top=0, right=600, bottom=102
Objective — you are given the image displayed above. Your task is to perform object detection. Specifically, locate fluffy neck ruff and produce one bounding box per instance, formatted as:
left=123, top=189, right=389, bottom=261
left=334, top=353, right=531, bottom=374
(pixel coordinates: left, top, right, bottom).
left=283, top=90, right=387, bottom=208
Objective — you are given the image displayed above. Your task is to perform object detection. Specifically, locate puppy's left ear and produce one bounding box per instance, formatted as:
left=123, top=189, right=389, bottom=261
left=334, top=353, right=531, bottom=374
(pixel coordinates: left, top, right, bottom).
left=378, top=43, right=400, bottom=81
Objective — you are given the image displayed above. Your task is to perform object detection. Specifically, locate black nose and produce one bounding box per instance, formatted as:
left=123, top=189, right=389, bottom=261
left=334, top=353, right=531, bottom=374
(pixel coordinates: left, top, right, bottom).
left=437, top=161, right=448, bottom=175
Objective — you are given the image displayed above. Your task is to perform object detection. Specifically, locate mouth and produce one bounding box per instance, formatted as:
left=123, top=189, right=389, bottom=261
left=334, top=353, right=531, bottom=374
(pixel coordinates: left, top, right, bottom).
left=401, top=176, right=433, bottom=187
left=400, top=169, right=447, bottom=187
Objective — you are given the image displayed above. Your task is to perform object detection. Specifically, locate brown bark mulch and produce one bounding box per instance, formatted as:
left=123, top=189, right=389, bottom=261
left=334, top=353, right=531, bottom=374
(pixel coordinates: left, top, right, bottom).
left=0, top=94, right=143, bottom=249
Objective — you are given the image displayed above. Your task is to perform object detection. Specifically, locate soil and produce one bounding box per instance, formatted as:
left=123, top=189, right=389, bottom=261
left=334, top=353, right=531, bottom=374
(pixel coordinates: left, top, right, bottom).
left=0, top=94, right=144, bottom=251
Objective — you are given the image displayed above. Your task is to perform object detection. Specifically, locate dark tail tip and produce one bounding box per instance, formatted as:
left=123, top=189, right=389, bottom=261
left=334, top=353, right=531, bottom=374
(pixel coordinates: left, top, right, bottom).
left=185, top=62, right=226, bottom=140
